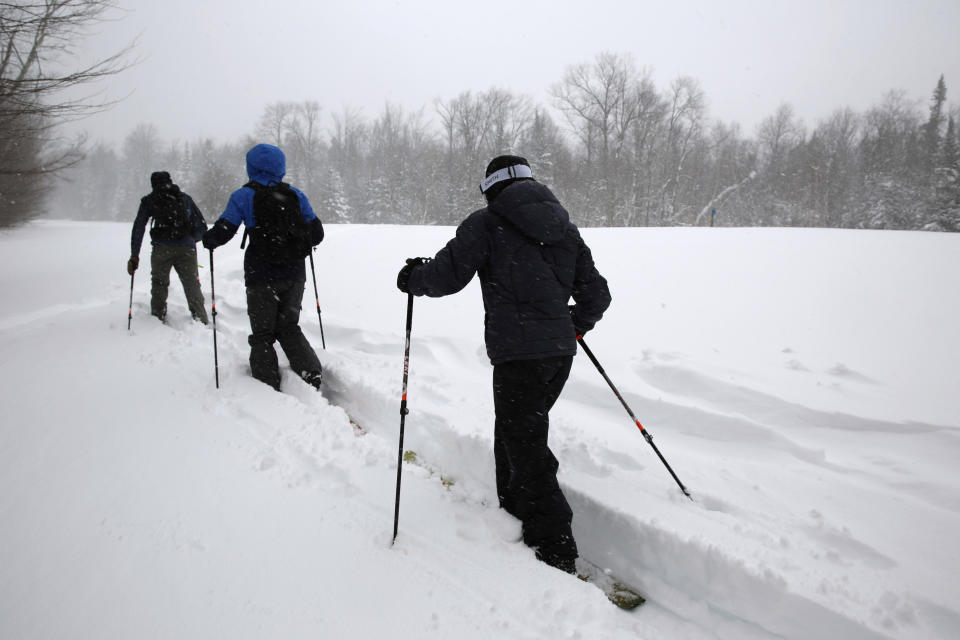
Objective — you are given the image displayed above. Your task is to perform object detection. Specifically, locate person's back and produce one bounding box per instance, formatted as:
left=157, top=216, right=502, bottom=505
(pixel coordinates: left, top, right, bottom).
left=127, top=171, right=208, bottom=324
left=202, top=143, right=324, bottom=391
left=403, top=170, right=609, bottom=364
left=398, top=155, right=610, bottom=574
left=479, top=179, right=606, bottom=363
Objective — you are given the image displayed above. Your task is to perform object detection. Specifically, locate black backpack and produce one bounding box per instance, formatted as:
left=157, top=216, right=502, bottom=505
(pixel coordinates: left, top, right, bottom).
left=149, top=189, right=191, bottom=241
left=244, top=181, right=312, bottom=264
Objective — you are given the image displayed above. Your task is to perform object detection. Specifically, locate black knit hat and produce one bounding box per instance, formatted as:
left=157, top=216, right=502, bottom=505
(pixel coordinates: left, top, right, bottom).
left=486, top=155, right=529, bottom=177
left=150, top=171, right=172, bottom=190
left=481, top=155, right=533, bottom=201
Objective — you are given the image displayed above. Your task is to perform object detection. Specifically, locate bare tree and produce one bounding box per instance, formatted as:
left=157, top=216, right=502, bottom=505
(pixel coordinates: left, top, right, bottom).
left=484, top=88, right=533, bottom=155
left=657, top=75, right=707, bottom=223
left=285, top=100, right=324, bottom=194
left=552, top=53, right=642, bottom=163
left=757, top=103, right=805, bottom=168
left=436, top=90, right=490, bottom=162
left=328, top=106, right=367, bottom=220
left=0, top=0, right=133, bottom=226
left=436, top=89, right=531, bottom=219
left=805, top=108, right=860, bottom=226
left=624, top=75, right=665, bottom=225
left=552, top=53, right=646, bottom=224
left=255, top=101, right=296, bottom=147
left=694, top=120, right=758, bottom=226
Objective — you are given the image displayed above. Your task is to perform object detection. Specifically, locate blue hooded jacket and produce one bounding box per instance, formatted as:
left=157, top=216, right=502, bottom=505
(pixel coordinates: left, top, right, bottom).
left=203, top=144, right=324, bottom=286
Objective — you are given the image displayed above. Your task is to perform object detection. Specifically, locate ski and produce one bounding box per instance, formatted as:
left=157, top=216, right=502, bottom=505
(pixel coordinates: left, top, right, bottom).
left=576, top=558, right=645, bottom=610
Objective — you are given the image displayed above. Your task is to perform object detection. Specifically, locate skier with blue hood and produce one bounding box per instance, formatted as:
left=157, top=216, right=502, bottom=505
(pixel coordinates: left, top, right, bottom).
left=203, top=143, right=324, bottom=391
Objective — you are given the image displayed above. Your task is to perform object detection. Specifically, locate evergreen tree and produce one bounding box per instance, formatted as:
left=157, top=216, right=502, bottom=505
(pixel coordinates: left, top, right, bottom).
left=941, top=116, right=958, bottom=169
left=922, top=75, right=947, bottom=171
left=924, top=117, right=960, bottom=231
left=314, top=168, right=350, bottom=224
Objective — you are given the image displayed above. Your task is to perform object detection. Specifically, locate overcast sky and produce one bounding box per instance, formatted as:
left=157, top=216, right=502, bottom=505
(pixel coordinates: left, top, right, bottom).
left=66, top=0, right=960, bottom=147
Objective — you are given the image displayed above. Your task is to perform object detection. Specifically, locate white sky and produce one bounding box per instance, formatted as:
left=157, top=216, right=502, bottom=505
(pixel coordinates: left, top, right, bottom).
left=66, top=0, right=960, bottom=146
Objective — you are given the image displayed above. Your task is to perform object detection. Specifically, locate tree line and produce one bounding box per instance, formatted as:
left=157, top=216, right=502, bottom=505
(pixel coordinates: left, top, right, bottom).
left=3, top=4, right=957, bottom=232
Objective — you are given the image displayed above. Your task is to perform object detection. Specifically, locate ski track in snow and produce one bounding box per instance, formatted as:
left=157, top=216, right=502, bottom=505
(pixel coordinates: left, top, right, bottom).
left=1, top=221, right=959, bottom=640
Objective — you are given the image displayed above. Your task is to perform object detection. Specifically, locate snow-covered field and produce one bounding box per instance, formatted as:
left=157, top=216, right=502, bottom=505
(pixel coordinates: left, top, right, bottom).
left=1, top=220, right=958, bottom=640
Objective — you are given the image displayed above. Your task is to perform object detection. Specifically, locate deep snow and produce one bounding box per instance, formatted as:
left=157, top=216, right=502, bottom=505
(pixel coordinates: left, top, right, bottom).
left=1, top=220, right=958, bottom=640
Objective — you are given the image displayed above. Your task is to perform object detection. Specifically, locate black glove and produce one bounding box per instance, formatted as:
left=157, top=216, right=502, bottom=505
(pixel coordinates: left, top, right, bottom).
left=127, top=256, right=139, bottom=275
left=201, top=229, right=217, bottom=250
left=397, top=257, right=426, bottom=293
left=569, top=305, right=594, bottom=337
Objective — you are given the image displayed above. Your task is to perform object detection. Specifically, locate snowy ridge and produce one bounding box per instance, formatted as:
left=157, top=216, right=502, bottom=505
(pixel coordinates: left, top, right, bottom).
left=1, top=221, right=958, bottom=640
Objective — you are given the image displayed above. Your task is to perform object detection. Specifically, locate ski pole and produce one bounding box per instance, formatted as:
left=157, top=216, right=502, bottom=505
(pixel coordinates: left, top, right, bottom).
left=127, top=272, right=135, bottom=331
left=308, top=251, right=326, bottom=349
left=393, top=291, right=414, bottom=544
left=209, top=249, right=219, bottom=389
left=577, top=335, right=692, bottom=500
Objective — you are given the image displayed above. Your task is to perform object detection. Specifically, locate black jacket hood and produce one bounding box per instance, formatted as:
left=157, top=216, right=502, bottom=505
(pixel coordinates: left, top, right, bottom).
left=488, top=181, right=570, bottom=244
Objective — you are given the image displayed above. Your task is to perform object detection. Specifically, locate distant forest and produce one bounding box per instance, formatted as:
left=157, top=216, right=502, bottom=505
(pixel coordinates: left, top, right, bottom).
left=43, top=55, right=960, bottom=231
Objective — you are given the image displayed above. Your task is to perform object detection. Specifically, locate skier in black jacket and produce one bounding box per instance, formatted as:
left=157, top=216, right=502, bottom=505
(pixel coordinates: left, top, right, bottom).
left=128, top=171, right=208, bottom=324
left=397, top=155, right=611, bottom=574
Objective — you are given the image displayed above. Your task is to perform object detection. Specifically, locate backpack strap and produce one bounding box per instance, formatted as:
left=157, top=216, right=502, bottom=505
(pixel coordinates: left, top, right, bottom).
left=239, top=182, right=258, bottom=248
left=240, top=181, right=272, bottom=248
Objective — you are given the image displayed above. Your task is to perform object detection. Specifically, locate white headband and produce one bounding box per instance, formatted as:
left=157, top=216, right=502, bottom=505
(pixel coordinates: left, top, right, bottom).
left=479, top=164, right=533, bottom=193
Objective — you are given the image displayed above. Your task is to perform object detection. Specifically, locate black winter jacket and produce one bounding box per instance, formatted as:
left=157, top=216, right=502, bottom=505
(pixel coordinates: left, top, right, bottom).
left=130, top=186, right=207, bottom=257
left=407, top=180, right=611, bottom=364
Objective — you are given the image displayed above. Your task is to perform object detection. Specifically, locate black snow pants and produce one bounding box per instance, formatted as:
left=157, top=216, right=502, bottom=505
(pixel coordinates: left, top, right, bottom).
left=245, top=280, right=322, bottom=390
left=492, top=355, right=577, bottom=571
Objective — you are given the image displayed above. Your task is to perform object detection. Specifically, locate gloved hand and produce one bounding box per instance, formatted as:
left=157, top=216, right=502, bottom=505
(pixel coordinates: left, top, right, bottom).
left=201, top=229, right=217, bottom=250
left=569, top=305, right=594, bottom=338
left=127, top=256, right=139, bottom=275
left=397, top=257, right=426, bottom=293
